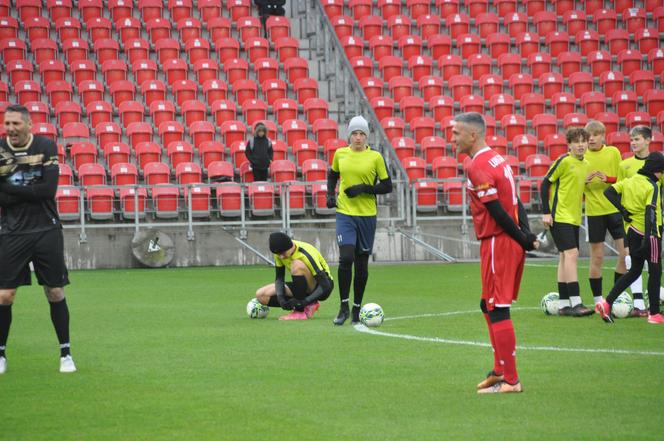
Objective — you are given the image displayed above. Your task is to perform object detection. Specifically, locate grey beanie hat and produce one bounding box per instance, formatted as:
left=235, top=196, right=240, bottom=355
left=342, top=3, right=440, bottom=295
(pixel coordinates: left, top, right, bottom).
left=347, top=115, right=370, bottom=137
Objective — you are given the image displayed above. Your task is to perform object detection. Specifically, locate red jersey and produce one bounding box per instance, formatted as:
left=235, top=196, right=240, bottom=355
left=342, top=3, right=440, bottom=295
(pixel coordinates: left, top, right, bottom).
left=466, top=146, right=519, bottom=240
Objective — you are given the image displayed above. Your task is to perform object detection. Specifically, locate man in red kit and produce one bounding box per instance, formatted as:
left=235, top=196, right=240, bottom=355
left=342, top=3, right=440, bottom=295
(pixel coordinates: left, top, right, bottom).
left=452, top=112, right=539, bottom=394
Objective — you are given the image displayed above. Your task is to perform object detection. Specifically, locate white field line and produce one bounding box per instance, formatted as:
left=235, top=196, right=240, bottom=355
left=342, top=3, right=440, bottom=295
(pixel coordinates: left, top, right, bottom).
left=354, top=308, right=664, bottom=357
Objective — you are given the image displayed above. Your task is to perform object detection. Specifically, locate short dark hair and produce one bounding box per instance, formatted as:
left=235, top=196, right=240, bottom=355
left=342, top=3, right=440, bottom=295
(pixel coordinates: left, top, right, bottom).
left=453, top=112, right=486, bottom=134
left=4, top=104, right=31, bottom=121
left=566, top=127, right=590, bottom=144
left=630, top=125, right=652, bottom=140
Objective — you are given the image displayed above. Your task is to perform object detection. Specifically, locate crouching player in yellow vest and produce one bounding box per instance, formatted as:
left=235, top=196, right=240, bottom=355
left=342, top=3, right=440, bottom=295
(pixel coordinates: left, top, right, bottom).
left=598, top=152, right=664, bottom=324
left=255, top=232, right=334, bottom=320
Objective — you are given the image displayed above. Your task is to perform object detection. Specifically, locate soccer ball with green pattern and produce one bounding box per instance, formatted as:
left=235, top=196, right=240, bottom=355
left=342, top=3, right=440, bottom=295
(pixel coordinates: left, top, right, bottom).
left=360, top=303, right=384, bottom=327
left=540, top=292, right=559, bottom=316
left=246, top=298, right=269, bottom=319
left=612, top=292, right=633, bottom=319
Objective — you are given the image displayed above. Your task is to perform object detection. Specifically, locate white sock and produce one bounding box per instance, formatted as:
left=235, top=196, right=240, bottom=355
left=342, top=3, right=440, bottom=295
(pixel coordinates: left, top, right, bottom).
left=558, top=299, right=571, bottom=308
left=634, top=298, right=646, bottom=309
left=570, top=296, right=582, bottom=307
left=593, top=296, right=603, bottom=304
left=630, top=275, right=643, bottom=294
left=625, top=255, right=631, bottom=270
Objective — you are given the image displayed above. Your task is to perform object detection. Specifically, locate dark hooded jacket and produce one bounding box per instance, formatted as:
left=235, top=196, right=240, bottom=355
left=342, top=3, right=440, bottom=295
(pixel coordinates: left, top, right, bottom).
left=245, top=122, right=273, bottom=170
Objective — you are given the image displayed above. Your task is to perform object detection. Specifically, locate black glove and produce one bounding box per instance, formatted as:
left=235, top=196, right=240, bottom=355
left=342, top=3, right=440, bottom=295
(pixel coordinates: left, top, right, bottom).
left=283, top=297, right=303, bottom=310
left=326, top=194, right=336, bottom=209
left=344, top=184, right=372, bottom=198
left=522, top=232, right=537, bottom=251
left=619, top=208, right=632, bottom=223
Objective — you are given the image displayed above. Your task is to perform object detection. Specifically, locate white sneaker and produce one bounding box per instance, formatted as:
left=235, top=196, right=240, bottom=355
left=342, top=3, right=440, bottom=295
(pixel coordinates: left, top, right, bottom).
left=0, top=356, right=6, bottom=374
left=59, top=355, right=76, bottom=373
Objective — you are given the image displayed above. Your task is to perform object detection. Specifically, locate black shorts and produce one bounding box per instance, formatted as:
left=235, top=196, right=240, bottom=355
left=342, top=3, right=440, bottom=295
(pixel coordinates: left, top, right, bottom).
left=0, top=229, right=70, bottom=289
left=286, top=277, right=334, bottom=301
left=587, top=213, right=625, bottom=243
left=626, top=227, right=662, bottom=263
left=551, top=222, right=580, bottom=252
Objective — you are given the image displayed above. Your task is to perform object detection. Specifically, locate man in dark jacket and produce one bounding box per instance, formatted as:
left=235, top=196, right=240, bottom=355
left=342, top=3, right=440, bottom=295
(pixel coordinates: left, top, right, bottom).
left=245, top=122, right=273, bottom=181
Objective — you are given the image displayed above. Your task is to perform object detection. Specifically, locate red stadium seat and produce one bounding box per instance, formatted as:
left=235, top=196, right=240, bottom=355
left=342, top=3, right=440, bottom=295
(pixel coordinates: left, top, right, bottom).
left=266, top=15, right=290, bottom=41
left=475, top=12, right=500, bottom=38
left=501, top=114, right=527, bottom=141
left=271, top=98, right=297, bottom=125
left=438, top=54, right=463, bottom=81
left=612, top=90, right=638, bottom=118
left=61, top=38, right=89, bottom=65
left=282, top=119, right=309, bottom=148
left=125, top=39, right=150, bottom=65
left=127, top=122, right=154, bottom=149
left=70, top=60, right=96, bottom=89
left=400, top=96, right=425, bottom=123
left=189, top=121, right=215, bottom=149
left=419, top=76, right=444, bottom=101
left=545, top=31, right=569, bottom=58
left=486, top=33, right=510, bottom=59
left=629, top=70, right=656, bottom=96
left=513, top=134, right=538, bottom=163
left=221, top=121, right=247, bottom=147
left=203, top=79, right=228, bottom=106
left=458, top=33, right=481, bottom=59
left=302, top=159, right=327, bottom=183
left=427, top=34, right=452, bottom=59
left=370, top=96, right=395, bottom=121
left=55, top=101, right=82, bottom=127
left=551, top=92, right=576, bottom=119
left=247, top=183, right=275, bottom=216
left=593, top=8, right=616, bottom=35
left=399, top=34, right=424, bottom=61
left=507, top=74, right=533, bottom=101
left=242, top=99, right=268, bottom=126
left=109, top=80, right=135, bottom=107
left=303, top=98, right=329, bottom=125
left=580, top=92, right=606, bottom=119
left=606, top=132, right=631, bottom=155
left=562, top=113, right=588, bottom=129
left=359, top=15, right=382, bottom=41
left=622, top=7, right=646, bottom=34
left=237, top=16, right=261, bottom=43
left=95, top=122, right=122, bottom=150
left=15, top=80, right=41, bottom=105
left=312, top=119, right=339, bottom=147
left=460, top=94, right=484, bottom=113
left=648, top=49, right=664, bottom=76
left=401, top=156, right=426, bottom=182
left=152, top=185, right=180, bottom=219
left=294, top=78, right=319, bottom=105
left=31, top=38, right=58, bottom=65
left=207, top=160, right=234, bottom=182
left=360, top=77, right=384, bottom=100
left=261, top=79, right=287, bottom=106
left=595, top=112, right=620, bottom=135
left=111, top=162, right=138, bottom=187
left=160, top=122, right=186, bottom=149
left=62, top=122, right=89, bottom=144
left=103, top=142, right=131, bottom=170
left=489, top=94, right=515, bottom=121
left=431, top=155, right=457, bottom=179
left=369, top=35, right=393, bottom=62
left=135, top=143, right=162, bottom=171
left=331, top=15, right=354, bottom=39
left=448, top=75, right=472, bottom=101
left=167, top=141, right=194, bottom=170
left=0, top=39, right=26, bottom=64
left=78, top=162, right=106, bottom=186
left=85, top=187, right=115, bottom=220
left=56, top=16, right=80, bottom=41
left=132, top=60, right=158, bottom=87
left=468, top=53, right=491, bottom=81
left=87, top=101, right=113, bottom=128
left=557, top=51, right=582, bottom=77
left=417, top=14, right=441, bottom=39
left=388, top=15, right=411, bottom=40
left=176, top=162, right=202, bottom=187
left=617, top=50, right=643, bottom=76
left=139, top=0, right=163, bottom=21
left=55, top=186, right=81, bottom=220
left=421, top=136, right=446, bottom=164
left=625, top=111, right=651, bottom=129
left=413, top=180, right=439, bottom=212
left=544, top=134, right=568, bottom=160
left=185, top=38, right=210, bottom=65
left=351, top=56, right=374, bottom=81
left=498, top=53, right=522, bottom=79
left=208, top=16, right=232, bottom=41
left=118, top=187, right=147, bottom=219
left=505, top=12, right=528, bottom=37
left=539, top=72, right=564, bottom=99
left=587, top=50, right=612, bottom=77
left=646, top=90, right=664, bottom=117
left=198, top=142, right=225, bottom=172
left=292, top=140, right=318, bottom=167
left=215, top=182, right=242, bottom=217
left=569, top=72, right=594, bottom=99
left=149, top=100, right=176, bottom=127
left=215, top=37, right=240, bottom=64
left=388, top=76, right=413, bottom=102
left=487, top=134, right=508, bottom=156
left=445, top=13, right=469, bottom=39
left=26, top=101, right=49, bottom=124
left=534, top=11, right=558, bottom=37
left=381, top=117, right=405, bottom=140
left=31, top=123, right=57, bottom=142
left=102, top=59, right=128, bottom=86
left=515, top=32, right=540, bottom=58
left=598, top=71, right=625, bottom=98
left=70, top=142, right=97, bottom=171
left=391, top=137, right=416, bottom=161
left=244, top=37, right=269, bottom=63
left=532, top=113, right=558, bottom=140
left=58, top=163, right=74, bottom=186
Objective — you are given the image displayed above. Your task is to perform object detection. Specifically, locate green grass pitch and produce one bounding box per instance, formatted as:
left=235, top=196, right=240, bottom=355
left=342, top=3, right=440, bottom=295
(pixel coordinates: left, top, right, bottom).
left=2, top=260, right=664, bottom=441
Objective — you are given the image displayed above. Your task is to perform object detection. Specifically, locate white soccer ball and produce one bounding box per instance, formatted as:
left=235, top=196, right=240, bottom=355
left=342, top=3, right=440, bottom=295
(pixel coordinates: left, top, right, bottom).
left=246, top=298, right=269, bottom=319
left=612, top=292, right=633, bottom=319
left=359, top=303, right=384, bottom=327
left=540, top=292, right=559, bottom=316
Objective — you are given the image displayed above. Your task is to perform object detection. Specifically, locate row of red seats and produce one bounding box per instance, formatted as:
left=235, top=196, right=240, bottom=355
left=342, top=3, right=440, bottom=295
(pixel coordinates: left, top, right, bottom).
left=323, top=0, right=663, bottom=22
left=344, top=48, right=664, bottom=84
left=3, top=0, right=257, bottom=24
left=58, top=156, right=331, bottom=189
left=0, top=13, right=292, bottom=48
left=55, top=181, right=336, bottom=221
left=331, top=10, right=664, bottom=43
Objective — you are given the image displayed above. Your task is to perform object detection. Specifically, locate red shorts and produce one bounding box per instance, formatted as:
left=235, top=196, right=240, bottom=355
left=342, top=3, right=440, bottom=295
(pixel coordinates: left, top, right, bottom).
left=479, top=233, right=525, bottom=310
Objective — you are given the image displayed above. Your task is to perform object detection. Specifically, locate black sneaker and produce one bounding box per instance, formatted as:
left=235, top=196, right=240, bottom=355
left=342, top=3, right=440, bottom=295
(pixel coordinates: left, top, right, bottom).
left=558, top=306, right=574, bottom=316
left=333, top=308, right=349, bottom=326
left=572, top=303, right=595, bottom=317
left=351, top=306, right=361, bottom=325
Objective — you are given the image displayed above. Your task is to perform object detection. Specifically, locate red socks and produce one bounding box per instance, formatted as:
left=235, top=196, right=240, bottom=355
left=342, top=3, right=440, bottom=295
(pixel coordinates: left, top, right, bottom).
left=491, top=319, right=518, bottom=384
left=483, top=313, right=502, bottom=376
